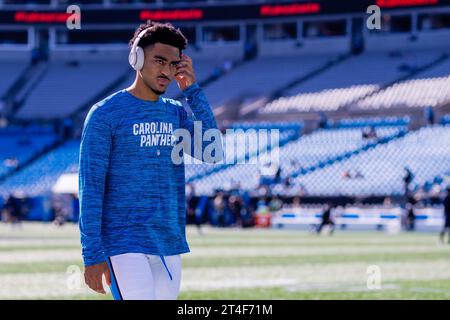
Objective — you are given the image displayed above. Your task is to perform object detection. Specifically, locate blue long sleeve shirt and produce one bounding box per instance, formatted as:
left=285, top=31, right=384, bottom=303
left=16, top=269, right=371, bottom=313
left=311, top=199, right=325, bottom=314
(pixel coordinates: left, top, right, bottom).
left=79, top=83, right=218, bottom=266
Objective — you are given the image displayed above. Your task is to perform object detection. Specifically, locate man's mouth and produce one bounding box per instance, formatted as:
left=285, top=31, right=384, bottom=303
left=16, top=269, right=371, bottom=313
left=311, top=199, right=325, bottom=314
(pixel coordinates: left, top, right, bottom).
left=157, top=77, right=170, bottom=86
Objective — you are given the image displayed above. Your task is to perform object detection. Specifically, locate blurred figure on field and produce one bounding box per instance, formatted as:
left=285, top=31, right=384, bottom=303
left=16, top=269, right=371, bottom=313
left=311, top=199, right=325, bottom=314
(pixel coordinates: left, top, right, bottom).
left=52, top=195, right=71, bottom=226
left=439, top=187, right=450, bottom=244
left=4, top=193, right=27, bottom=227
left=186, top=183, right=202, bottom=234
left=316, top=202, right=335, bottom=235
left=228, top=194, right=243, bottom=227
left=213, top=192, right=226, bottom=227
left=405, top=198, right=416, bottom=231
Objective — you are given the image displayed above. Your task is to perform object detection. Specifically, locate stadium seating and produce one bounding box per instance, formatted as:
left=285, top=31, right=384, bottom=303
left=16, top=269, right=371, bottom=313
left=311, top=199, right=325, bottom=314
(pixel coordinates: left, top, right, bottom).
left=328, top=116, right=410, bottom=128
left=0, top=125, right=57, bottom=178
left=0, top=123, right=301, bottom=196
left=15, top=60, right=128, bottom=119
left=0, top=61, right=28, bottom=97
left=4, top=116, right=445, bottom=199
left=202, top=55, right=336, bottom=108
left=192, top=122, right=407, bottom=195
left=260, top=50, right=447, bottom=114
left=285, top=125, right=450, bottom=196
left=261, top=85, right=378, bottom=113
left=185, top=122, right=302, bottom=181
left=0, top=139, right=79, bottom=197
left=441, top=114, right=450, bottom=125
left=354, top=57, right=450, bottom=110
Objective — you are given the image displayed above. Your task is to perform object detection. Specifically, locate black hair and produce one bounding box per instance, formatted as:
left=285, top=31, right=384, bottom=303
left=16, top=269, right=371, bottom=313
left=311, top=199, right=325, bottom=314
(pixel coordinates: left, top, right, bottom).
left=129, top=21, right=188, bottom=54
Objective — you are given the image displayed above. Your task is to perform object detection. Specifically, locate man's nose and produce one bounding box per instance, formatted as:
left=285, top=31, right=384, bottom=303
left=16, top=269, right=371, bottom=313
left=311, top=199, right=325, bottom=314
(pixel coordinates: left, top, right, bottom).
left=161, top=65, right=171, bottom=77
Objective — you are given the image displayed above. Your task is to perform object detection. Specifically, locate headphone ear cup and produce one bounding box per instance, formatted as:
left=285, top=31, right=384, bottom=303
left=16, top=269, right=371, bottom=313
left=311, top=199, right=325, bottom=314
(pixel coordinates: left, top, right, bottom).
left=128, top=49, right=137, bottom=70
left=135, top=46, right=145, bottom=71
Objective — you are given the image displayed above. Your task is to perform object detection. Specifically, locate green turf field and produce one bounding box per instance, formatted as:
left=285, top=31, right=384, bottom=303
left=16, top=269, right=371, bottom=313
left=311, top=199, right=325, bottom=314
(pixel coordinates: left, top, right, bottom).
left=0, top=222, right=449, bottom=300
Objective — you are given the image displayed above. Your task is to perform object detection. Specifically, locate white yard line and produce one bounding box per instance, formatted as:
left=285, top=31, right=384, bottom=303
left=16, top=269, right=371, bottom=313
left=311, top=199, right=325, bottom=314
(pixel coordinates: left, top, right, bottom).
left=0, top=260, right=448, bottom=298
left=180, top=260, right=450, bottom=291
left=0, top=244, right=445, bottom=264
left=0, top=250, right=82, bottom=264
left=186, top=245, right=447, bottom=258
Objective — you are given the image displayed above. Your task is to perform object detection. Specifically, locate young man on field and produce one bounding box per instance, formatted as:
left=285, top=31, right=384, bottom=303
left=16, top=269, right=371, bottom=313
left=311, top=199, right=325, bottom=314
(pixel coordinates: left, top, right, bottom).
left=79, top=21, right=219, bottom=300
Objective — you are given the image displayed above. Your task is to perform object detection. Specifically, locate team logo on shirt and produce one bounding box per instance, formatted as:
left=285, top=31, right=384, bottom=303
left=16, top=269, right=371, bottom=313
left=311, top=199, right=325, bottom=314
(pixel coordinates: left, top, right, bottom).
left=133, top=121, right=175, bottom=147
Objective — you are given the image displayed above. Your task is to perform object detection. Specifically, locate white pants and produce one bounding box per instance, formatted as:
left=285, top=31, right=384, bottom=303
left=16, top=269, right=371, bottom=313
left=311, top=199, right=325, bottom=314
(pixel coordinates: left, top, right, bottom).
left=106, top=253, right=182, bottom=300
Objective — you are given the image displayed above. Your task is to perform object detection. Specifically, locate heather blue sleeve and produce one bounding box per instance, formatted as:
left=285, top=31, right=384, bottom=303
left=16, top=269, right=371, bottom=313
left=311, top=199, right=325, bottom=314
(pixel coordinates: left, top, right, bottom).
left=180, top=83, right=222, bottom=162
left=78, top=106, right=112, bottom=266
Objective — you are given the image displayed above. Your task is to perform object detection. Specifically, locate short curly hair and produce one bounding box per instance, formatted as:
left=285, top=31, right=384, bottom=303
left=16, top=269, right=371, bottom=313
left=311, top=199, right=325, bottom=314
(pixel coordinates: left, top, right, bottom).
left=129, top=21, right=188, bottom=54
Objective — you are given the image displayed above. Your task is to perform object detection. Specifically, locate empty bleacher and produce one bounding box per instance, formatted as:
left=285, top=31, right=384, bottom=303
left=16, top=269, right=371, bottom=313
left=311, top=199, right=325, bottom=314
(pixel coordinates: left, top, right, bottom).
left=0, top=139, right=79, bottom=197
left=0, top=125, right=57, bottom=178
left=0, top=122, right=301, bottom=197
left=185, top=122, right=302, bottom=181
left=354, top=56, right=450, bottom=110
left=0, top=61, right=28, bottom=98
left=2, top=118, right=438, bottom=199
left=259, top=50, right=447, bottom=114
left=203, top=55, right=336, bottom=109
left=192, top=119, right=408, bottom=195
left=14, top=60, right=128, bottom=119
left=286, top=124, right=450, bottom=196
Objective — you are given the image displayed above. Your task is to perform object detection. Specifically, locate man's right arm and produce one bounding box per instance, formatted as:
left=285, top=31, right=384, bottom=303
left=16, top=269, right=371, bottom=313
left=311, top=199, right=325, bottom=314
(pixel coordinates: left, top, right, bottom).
left=78, top=106, right=112, bottom=267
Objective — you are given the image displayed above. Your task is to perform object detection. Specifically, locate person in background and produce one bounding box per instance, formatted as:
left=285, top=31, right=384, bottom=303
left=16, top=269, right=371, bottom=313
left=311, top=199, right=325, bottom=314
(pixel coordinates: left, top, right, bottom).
left=268, top=195, right=283, bottom=213
left=213, top=192, right=226, bottom=227
left=424, top=106, right=435, bottom=125
left=318, top=112, right=328, bottom=129
left=405, top=197, right=416, bottom=231
left=403, top=167, right=414, bottom=195
left=383, top=196, right=393, bottom=207
left=4, top=193, right=28, bottom=228
left=439, top=187, right=450, bottom=244
left=186, top=184, right=202, bottom=235
left=291, top=196, right=301, bottom=208
left=316, top=202, right=335, bottom=235
left=228, top=194, right=243, bottom=227
left=52, top=194, right=74, bottom=226
left=362, top=126, right=377, bottom=141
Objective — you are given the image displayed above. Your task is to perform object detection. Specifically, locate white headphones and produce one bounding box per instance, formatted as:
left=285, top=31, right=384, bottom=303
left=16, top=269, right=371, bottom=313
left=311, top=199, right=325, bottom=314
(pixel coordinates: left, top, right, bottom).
left=128, top=26, right=154, bottom=71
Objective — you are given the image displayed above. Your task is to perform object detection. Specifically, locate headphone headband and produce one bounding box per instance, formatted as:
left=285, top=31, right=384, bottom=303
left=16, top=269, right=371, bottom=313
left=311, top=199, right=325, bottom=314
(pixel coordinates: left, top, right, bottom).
left=129, top=23, right=155, bottom=71
left=131, top=25, right=154, bottom=52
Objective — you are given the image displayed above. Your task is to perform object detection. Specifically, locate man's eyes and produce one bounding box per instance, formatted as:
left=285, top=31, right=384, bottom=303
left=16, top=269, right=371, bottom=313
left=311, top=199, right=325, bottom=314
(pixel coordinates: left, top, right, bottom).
left=154, top=60, right=179, bottom=67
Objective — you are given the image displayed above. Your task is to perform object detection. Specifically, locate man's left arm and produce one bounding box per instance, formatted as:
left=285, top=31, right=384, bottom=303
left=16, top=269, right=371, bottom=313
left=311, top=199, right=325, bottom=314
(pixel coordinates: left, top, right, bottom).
left=176, top=54, right=222, bottom=163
